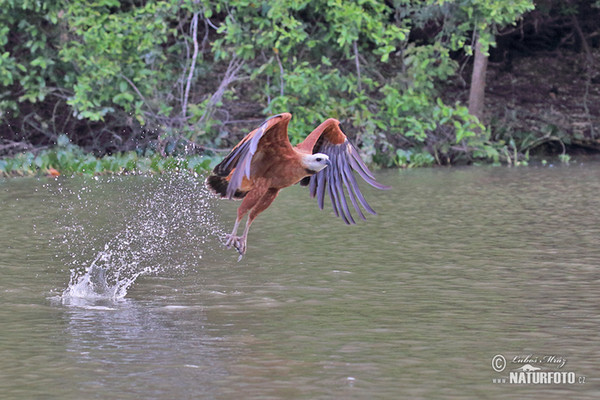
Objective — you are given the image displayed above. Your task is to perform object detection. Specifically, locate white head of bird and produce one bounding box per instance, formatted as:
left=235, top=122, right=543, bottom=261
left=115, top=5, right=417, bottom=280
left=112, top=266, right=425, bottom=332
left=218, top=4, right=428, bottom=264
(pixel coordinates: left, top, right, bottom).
left=302, top=153, right=330, bottom=173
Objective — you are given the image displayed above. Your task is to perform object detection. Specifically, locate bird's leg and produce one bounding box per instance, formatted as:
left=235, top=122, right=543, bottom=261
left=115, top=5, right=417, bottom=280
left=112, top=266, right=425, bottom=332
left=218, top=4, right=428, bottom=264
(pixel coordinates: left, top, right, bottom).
left=232, top=188, right=279, bottom=257
left=223, top=186, right=263, bottom=256
left=224, top=218, right=251, bottom=259
left=225, top=222, right=248, bottom=260
left=225, top=216, right=250, bottom=257
left=234, top=218, right=253, bottom=256
left=224, top=186, right=278, bottom=258
left=225, top=218, right=241, bottom=249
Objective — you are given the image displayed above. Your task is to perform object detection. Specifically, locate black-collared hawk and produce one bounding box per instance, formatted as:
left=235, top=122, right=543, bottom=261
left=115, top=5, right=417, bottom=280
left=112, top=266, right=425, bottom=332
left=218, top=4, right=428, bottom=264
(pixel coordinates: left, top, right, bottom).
left=206, top=113, right=389, bottom=257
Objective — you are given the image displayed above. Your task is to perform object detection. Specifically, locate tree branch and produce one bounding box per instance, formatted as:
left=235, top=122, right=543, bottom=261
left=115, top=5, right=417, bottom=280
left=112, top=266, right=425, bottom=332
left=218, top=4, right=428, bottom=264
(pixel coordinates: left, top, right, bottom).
left=571, top=15, right=593, bottom=64
left=571, top=14, right=595, bottom=138
left=182, top=12, right=200, bottom=120
left=467, top=34, right=488, bottom=123
left=274, top=50, right=285, bottom=97
left=353, top=40, right=362, bottom=92
left=198, top=56, right=244, bottom=128
left=120, top=74, right=160, bottom=121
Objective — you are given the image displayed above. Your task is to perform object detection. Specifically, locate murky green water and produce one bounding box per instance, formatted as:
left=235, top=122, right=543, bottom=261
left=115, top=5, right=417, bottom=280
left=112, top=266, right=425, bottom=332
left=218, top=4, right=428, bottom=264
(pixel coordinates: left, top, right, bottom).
left=1, top=164, right=599, bottom=399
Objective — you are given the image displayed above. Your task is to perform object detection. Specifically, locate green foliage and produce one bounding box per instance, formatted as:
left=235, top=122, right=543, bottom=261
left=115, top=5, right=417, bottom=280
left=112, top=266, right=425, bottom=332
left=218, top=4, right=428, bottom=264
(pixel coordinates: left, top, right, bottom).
left=0, top=0, right=67, bottom=111
left=558, top=153, right=571, bottom=164
left=1, top=0, right=540, bottom=168
left=0, top=135, right=220, bottom=177
left=394, top=149, right=435, bottom=168
left=434, top=0, right=535, bottom=54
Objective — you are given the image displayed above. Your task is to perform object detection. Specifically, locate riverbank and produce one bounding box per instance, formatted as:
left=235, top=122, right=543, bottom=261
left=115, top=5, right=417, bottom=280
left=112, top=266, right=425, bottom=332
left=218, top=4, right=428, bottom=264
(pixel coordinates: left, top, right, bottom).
left=2, top=142, right=592, bottom=178
left=0, top=136, right=221, bottom=177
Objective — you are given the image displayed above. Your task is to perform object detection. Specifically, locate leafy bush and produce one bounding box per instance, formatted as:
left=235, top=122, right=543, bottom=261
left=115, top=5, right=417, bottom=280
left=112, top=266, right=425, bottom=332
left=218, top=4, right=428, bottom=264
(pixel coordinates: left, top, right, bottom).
left=0, top=135, right=221, bottom=177
left=1, top=0, right=538, bottom=167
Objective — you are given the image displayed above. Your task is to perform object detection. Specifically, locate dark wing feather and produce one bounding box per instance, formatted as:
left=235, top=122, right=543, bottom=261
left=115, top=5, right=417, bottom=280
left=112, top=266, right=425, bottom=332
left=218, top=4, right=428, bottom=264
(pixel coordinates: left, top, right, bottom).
left=304, top=121, right=390, bottom=224
left=211, top=113, right=292, bottom=199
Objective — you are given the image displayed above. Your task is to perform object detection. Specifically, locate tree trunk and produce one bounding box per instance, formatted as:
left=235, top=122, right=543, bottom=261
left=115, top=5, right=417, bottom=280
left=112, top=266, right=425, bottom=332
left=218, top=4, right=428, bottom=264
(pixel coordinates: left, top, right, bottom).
left=468, top=36, right=489, bottom=122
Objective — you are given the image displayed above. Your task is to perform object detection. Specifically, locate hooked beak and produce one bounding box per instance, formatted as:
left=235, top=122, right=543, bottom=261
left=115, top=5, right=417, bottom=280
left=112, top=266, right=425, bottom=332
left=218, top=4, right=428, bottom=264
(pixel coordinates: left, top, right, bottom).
left=325, top=159, right=332, bottom=167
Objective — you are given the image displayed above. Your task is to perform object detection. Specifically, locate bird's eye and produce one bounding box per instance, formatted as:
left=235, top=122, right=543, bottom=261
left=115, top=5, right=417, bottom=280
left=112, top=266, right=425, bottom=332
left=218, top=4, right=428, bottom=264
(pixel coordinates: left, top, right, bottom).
left=316, top=157, right=322, bottom=162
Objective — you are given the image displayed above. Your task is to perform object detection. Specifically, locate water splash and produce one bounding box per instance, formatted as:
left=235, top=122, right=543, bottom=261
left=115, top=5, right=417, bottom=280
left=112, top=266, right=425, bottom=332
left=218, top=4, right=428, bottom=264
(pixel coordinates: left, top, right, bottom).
left=49, top=172, right=224, bottom=303
left=62, top=248, right=151, bottom=300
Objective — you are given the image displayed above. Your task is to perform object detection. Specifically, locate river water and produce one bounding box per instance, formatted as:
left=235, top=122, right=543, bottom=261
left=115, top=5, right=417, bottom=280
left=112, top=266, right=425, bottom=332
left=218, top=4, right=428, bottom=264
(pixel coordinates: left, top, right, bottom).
left=1, top=164, right=599, bottom=399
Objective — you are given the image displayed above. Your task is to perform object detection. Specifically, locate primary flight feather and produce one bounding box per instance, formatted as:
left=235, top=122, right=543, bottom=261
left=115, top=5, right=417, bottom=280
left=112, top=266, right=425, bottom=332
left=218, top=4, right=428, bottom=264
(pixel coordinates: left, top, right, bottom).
left=206, top=113, right=390, bottom=257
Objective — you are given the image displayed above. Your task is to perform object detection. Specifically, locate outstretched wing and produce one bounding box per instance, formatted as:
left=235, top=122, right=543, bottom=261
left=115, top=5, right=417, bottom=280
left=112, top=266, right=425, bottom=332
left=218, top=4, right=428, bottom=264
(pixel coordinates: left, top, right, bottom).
left=212, top=113, right=294, bottom=199
left=297, top=119, right=390, bottom=224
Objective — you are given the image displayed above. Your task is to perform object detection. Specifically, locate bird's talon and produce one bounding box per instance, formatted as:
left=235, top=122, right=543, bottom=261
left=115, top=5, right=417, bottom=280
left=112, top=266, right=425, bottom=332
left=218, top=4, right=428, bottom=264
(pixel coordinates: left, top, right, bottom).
left=225, top=234, right=237, bottom=248
left=224, top=234, right=246, bottom=256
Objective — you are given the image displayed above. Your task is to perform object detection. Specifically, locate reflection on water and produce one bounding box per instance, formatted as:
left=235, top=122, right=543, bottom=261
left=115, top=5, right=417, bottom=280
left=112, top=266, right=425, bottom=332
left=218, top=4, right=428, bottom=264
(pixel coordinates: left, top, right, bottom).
left=1, top=165, right=599, bottom=399
left=59, top=297, right=231, bottom=400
